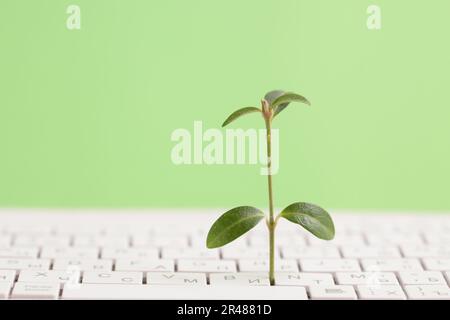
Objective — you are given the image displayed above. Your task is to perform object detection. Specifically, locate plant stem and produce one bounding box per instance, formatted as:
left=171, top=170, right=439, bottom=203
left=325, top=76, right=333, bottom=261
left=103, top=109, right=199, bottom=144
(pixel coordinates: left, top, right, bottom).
left=265, top=118, right=275, bottom=286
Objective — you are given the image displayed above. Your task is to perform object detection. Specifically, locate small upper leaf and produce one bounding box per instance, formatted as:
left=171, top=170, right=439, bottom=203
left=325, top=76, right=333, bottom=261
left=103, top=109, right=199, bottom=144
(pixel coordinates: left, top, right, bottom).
left=207, top=206, right=265, bottom=248
left=279, top=202, right=335, bottom=240
left=222, top=107, right=261, bottom=127
left=264, top=90, right=286, bottom=105
left=265, top=90, right=289, bottom=116
left=271, top=92, right=311, bottom=117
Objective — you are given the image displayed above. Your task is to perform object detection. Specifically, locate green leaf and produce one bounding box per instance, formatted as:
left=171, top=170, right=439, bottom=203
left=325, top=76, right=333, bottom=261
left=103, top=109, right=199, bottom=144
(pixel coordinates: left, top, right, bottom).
left=207, top=206, right=265, bottom=248
left=271, top=92, right=311, bottom=117
left=265, top=90, right=290, bottom=116
left=222, top=107, right=261, bottom=127
left=279, top=202, right=335, bottom=240
left=264, top=90, right=286, bottom=105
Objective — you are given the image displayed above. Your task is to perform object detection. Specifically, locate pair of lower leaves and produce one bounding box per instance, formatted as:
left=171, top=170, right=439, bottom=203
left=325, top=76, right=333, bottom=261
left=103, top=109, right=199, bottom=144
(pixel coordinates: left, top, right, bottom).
left=206, top=202, right=335, bottom=249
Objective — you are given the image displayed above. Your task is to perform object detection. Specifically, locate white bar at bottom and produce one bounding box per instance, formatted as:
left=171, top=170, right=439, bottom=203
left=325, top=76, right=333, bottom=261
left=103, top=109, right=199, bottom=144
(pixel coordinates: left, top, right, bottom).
left=62, top=284, right=307, bottom=300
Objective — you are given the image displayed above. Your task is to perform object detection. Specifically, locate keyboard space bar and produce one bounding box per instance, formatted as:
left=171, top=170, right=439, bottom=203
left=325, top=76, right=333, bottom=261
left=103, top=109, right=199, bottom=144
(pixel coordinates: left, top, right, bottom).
left=62, top=285, right=308, bottom=300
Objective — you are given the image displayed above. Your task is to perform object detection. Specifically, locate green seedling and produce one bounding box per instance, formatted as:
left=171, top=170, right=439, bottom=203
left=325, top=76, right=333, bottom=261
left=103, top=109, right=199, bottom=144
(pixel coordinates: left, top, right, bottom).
left=206, top=90, right=335, bottom=285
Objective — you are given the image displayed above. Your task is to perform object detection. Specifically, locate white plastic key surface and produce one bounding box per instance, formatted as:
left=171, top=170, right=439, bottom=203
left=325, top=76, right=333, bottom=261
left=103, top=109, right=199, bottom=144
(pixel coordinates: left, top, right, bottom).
left=115, top=259, right=174, bottom=272
left=101, top=247, right=159, bottom=260
left=177, top=259, right=237, bottom=273
left=0, top=247, right=39, bottom=259
left=52, top=258, right=113, bottom=271
left=401, top=245, right=450, bottom=258
left=221, top=247, right=275, bottom=259
left=335, top=272, right=399, bottom=286
left=309, top=285, right=357, bottom=300
left=146, top=272, right=206, bottom=286
left=299, top=259, right=361, bottom=272
left=281, top=246, right=340, bottom=259
left=162, top=248, right=219, bottom=260
left=209, top=273, right=270, bottom=286
left=238, top=259, right=298, bottom=273
left=361, top=259, right=423, bottom=272
left=398, top=271, right=447, bottom=285
left=62, top=284, right=308, bottom=300
left=0, top=270, right=16, bottom=288
left=13, top=235, right=71, bottom=247
left=83, top=271, right=143, bottom=285
left=11, top=283, right=60, bottom=299
left=275, top=273, right=334, bottom=287
left=341, top=246, right=401, bottom=258
left=422, top=259, right=450, bottom=271
left=73, top=235, right=129, bottom=247
left=0, top=258, right=50, bottom=271
left=40, top=247, right=99, bottom=259
left=357, top=285, right=406, bottom=300
left=405, top=285, right=450, bottom=300
left=0, top=282, right=11, bottom=299
left=18, top=270, right=80, bottom=286
left=445, top=271, right=450, bottom=285
left=0, top=235, right=12, bottom=246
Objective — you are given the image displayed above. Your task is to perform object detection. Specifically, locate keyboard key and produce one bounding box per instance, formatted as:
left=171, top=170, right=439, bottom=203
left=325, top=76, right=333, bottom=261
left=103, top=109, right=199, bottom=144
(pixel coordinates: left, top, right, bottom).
left=401, top=245, right=450, bottom=258
left=101, top=247, right=159, bottom=260
left=132, top=235, right=188, bottom=248
left=11, top=283, right=60, bottom=299
left=0, top=247, right=39, bottom=259
left=423, top=233, right=450, bottom=244
left=73, top=235, right=129, bottom=247
left=445, top=271, right=450, bottom=285
left=405, top=285, right=450, bottom=300
left=177, top=259, right=236, bottom=273
left=83, top=271, right=143, bottom=285
left=341, top=246, right=401, bottom=258
left=14, top=235, right=71, bottom=247
left=361, top=259, right=423, bottom=272
left=275, top=273, right=334, bottom=287
left=281, top=246, right=340, bottom=259
left=41, top=247, right=99, bottom=259
left=18, top=270, right=80, bottom=286
left=422, top=258, right=450, bottom=271
left=162, top=248, right=219, bottom=260
left=248, top=235, right=306, bottom=247
left=52, top=259, right=113, bottom=271
left=0, top=270, right=16, bottom=288
left=238, top=259, right=298, bottom=272
left=308, top=234, right=365, bottom=246
left=62, top=284, right=308, bottom=300
left=209, top=273, right=270, bottom=286
left=0, top=258, right=50, bottom=271
left=309, top=285, right=357, bottom=300
left=0, top=282, right=11, bottom=299
left=221, top=247, right=275, bottom=259
left=115, top=259, right=174, bottom=272
left=365, top=233, right=423, bottom=245
left=0, top=235, right=12, bottom=246
left=146, top=272, right=206, bottom=286
left=357, top=285, right=406, bottom=300
left=300, top=259, right=361, bottom=272
left=398, top=271, right=447, bottom=285
left=336, top=272, right=399, bottom=286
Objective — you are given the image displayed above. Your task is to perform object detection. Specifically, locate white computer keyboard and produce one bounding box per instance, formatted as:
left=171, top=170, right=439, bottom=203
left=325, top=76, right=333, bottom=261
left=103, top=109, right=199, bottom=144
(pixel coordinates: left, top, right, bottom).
left=0, top=209, right=450, bottom=300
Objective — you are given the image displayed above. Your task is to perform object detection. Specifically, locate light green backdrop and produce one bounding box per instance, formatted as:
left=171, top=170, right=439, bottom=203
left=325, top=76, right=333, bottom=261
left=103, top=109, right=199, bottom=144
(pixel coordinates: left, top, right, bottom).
left=0, top=1, right=449, bottom=210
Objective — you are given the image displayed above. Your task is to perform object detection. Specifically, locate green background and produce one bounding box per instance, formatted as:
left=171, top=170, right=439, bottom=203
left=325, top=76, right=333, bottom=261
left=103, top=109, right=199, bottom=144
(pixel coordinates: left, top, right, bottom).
left=0, top=0, right=449, bottom=210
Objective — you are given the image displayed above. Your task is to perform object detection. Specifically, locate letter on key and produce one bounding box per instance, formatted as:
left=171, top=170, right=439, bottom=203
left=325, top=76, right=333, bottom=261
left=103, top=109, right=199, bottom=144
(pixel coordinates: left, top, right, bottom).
left=146, top=272, right=206, bottom=285
left=209, top=273, right=270, bottom=286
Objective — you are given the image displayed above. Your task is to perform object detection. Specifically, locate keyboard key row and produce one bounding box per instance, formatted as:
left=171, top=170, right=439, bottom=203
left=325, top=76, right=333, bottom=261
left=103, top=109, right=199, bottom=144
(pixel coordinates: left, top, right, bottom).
left=3, top=244, right=450, bottom=261
left=2, top=257, right=450, bottom=273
